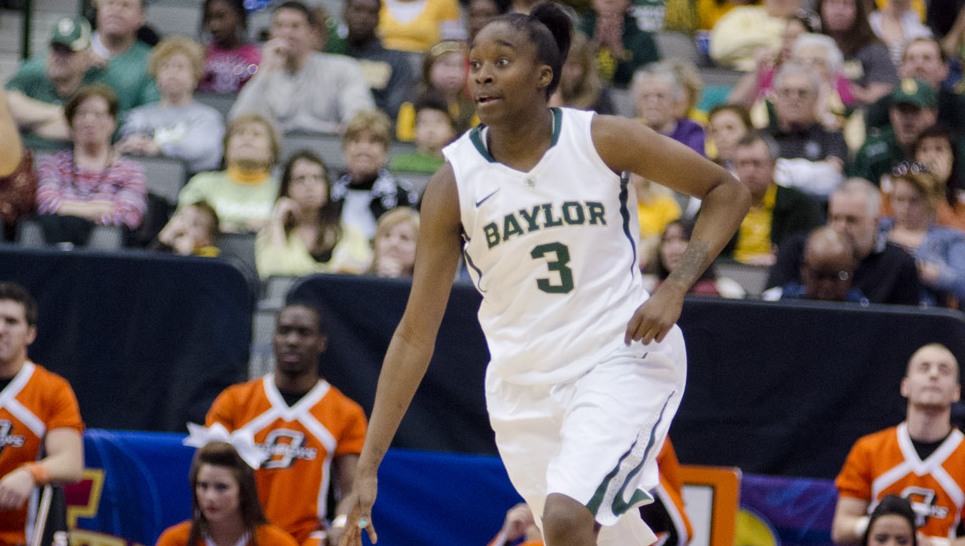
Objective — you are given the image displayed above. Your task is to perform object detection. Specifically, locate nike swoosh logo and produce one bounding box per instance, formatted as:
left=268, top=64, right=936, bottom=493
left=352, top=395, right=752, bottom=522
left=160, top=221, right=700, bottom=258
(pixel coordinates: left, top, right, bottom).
left=474, top=189, right=500, bottom=208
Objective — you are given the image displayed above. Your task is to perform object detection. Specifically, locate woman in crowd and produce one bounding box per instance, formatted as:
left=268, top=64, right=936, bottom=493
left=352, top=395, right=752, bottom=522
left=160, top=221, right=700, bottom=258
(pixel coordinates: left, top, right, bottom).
left=155, top=442, right=297, bottom=546
left=644, top=219, right=745, bottom=298
left=256, top=150, right=372, bottom=279
left=117, top=36, right=225, bottom=174
left=367, top=207, right=420, bottom=278
left=817, top=0, right=897, bottom=105
left=35, top=84, right=146, bottom=245
left=177, top=114, right=279, bottom=233
left=706, top=103, right=752, bottom=171
left=861, top=495, right=917, bottom=546
left=883, top=166, right=965, bottom=307
left=868, top=0, right=932, bottom=65
left=548, top=30, right=615, bottom=114
left=199, top=0, right=261, bottom=93
left=396, top=40, right=476, bottom=142
left=914, top=125, right=965, bottom=231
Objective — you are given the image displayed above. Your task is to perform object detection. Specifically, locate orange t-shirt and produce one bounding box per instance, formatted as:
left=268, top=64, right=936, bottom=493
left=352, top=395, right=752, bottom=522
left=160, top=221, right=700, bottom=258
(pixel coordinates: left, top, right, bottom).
left=206, top=377, right=367, bottom=544
left=0, top=362, right=84, bottom=546
left=155, top=521, right=298, bottom=546
left=836, top=423, right=965, bottom=540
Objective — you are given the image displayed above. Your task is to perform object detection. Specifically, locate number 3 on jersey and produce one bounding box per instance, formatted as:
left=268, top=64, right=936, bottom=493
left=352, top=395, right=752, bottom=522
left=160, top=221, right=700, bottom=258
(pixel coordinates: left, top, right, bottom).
left=531, top=242, right=574, bottom=294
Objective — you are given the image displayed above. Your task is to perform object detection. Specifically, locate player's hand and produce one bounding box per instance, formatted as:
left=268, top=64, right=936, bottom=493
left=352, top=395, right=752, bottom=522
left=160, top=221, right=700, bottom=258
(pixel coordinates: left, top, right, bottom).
left=0, top=468, right=35, bottom=510
left=337, top=472, right=378, bottom=545
left=625, top=282, right=685, bottom=345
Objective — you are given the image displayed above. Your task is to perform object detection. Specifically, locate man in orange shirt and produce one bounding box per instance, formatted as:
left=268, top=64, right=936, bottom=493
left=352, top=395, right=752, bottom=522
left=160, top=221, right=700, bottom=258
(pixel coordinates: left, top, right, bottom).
left=0, top=282, right=84, bottom=546
left=207, top=303, right=367, bottom=546
left=832, top=343, right=965, bottom=545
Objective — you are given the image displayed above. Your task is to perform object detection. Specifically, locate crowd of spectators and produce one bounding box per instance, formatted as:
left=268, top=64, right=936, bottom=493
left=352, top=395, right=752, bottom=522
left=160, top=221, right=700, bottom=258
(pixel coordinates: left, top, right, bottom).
left=1, top=0, right=964, bottom=305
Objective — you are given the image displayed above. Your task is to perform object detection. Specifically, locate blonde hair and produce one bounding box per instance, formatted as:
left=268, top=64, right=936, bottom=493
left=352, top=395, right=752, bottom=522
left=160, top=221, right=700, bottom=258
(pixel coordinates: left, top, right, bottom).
left=225, top=113, right=281, bottom=166
left=370, top=207, right=420, bottom=275
left=149, top=36, right=205, bottom=81
left=343, top=109, right=392, bottom=148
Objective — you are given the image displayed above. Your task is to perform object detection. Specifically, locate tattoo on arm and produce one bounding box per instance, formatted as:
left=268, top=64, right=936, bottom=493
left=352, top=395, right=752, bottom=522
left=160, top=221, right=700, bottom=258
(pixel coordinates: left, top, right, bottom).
left=667, top=240, right=710, bottom=289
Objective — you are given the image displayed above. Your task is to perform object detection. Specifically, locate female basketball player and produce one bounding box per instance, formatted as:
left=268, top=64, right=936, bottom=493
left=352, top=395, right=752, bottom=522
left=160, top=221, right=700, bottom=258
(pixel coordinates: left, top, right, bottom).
left=339, top=4, right=751, bottom=545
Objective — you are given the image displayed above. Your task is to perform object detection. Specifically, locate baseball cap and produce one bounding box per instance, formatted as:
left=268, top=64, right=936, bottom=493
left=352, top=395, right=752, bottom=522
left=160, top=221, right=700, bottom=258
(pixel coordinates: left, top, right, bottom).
left=890, top=78, right=937, bottom=109
left=49, top=17, right=92, bottom=52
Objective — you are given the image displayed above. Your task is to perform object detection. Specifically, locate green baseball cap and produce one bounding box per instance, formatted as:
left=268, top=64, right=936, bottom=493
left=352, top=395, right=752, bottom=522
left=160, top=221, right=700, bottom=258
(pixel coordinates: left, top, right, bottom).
left=890, top=78, right=937, bottom=109
left=50, top=17, right=91, bottom=52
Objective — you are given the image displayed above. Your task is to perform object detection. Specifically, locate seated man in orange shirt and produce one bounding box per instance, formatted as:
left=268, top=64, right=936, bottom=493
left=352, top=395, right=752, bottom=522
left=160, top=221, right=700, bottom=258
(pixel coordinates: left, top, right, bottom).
left=206, top=303, right=367, bottom=546
left=0, top=282, right=84, bottom=546
left=832, top=343, right=965, bottom=545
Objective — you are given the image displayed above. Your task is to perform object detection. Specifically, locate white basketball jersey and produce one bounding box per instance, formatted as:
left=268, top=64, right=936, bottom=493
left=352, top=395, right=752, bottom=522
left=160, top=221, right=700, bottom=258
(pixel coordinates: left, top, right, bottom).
left=444, top=108, right=666, bottom=385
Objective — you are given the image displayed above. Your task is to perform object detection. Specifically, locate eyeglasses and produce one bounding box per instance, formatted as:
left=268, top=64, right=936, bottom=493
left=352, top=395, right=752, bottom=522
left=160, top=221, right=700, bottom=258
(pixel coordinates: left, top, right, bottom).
left=892, top=161, right=929, bottom=176
left=777, top=87, right=814, bottom=99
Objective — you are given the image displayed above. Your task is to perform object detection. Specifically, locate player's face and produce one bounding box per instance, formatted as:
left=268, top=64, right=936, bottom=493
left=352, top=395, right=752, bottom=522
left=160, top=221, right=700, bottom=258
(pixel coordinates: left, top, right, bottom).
left=901, top=345, right=960, bottom=409
left=867, top=514, right=914, bottom=545
left=469, top=21, right=552, bottom=126
left=0, top=300, right=35, bottom=370
left=273, top=306, right=327, bottom=376
left=195, top=464, right=242, bottom=524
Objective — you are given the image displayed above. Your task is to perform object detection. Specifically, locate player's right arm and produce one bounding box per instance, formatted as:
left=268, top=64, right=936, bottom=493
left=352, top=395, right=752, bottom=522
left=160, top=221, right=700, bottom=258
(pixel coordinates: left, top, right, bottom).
left=339, top=164, right=464, bottom=545
left=831, top=496, right=870, bottom=544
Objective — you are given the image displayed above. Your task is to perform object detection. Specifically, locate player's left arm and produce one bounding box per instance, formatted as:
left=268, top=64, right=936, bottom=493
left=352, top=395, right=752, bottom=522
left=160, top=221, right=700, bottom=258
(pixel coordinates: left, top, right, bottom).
left=0, top=427, right=83, bottom=510
left=592, top=114, right=751, bottom=344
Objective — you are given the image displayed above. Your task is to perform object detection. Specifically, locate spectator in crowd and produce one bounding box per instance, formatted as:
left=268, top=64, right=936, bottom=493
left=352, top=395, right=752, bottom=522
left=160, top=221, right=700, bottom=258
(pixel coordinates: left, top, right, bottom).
left=727, top=10, right=823, bottom=110
left=116, top=36, right=225, bottom=174
left=87, top=0, right=160, bottom=114
left=579, top=0, right=660, bottom=87
left=4, top=17, right=95, bottom=146
left=389, top=91, right=457, bottom=174
left=774, top=225, right=866, bottom=302
left=155, top=442, right=298, bottom=546
left=664, top=58, right=706, bottom=123
left=860, top=495, right=918, bottom=546
left=333, top=109, right=419, bottom=240
left=707, top=103, right=753, bottom=170
left=326, top=0, right=416, bottom=121
left=865, top=37, right=965, bottom=135
left=882, top=166, right=965, bottom=307
left=869, top=0, right=932, bottom=65
left=645, top=218, right=746, bottom=298
left=631, top=173, right=681, bottom=268
left=632, top=63, right=705, bottom=155
left=396, top=40, right=475, bottom=142
left=832, top=342, right=964, bottom=544
left=548, top=30, right=616, bottom=114
left=0, top=91, right=22, bottom=178
left=206, top=302, right=367, bottom=546
left=941, top=7, right=965, bottom=70
left=726, top=131, right=824, bottom=265
left=914, top=125, right=965, bottom=230
left=229, top=1, right=374, bottom=134
left=177, top=114, right=280, bottom=233
left=817, top=0, right=898, bottom=105
left=709, top=0, right=799, bottom=71
left=766, top=61, right=848, bottom=199
left=466, top=0, right=509, bottom=42
left=367, top=206, right=420, bottom=278
left=766, top=178, right=922, bottom=305
left=256, top=150, right=372, bottom=279
left=850, top=78, right=938, bottom=185
left=35, top=84, right=147, bottom=246
left=0, top=282, right=84, bottom=546
left=151, top=200, right=221, bottom=257
left=377, top=0, right=462, bottom=53
left=199, top=0, right=261, bottom=94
